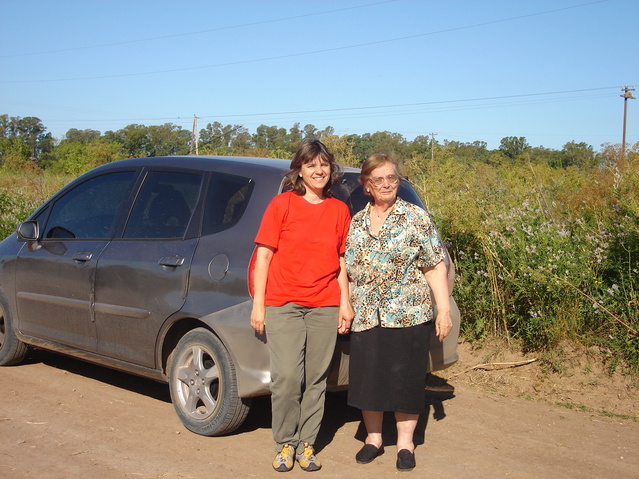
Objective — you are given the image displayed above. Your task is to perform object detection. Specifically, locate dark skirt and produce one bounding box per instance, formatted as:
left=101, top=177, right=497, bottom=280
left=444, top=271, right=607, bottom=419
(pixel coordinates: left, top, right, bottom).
left=347, top=322, right=432, bottom=414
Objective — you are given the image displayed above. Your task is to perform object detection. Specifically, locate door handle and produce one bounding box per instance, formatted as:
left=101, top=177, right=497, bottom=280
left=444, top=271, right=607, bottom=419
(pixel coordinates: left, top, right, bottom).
left=159, top=256, right=185, bottom=267
left=72, top=252, right=93, bottom=262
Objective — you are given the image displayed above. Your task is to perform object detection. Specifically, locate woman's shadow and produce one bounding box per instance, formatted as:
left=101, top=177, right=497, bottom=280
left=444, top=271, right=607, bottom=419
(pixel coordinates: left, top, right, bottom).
left=315, top=374, right=455, bottom=452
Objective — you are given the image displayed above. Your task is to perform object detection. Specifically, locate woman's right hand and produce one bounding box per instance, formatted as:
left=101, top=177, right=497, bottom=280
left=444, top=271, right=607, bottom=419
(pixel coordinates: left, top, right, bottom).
left=250, top=245, right=273, bottom=336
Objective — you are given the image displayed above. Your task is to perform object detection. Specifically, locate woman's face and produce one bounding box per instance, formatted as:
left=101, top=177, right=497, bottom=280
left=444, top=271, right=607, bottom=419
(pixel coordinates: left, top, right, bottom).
left=300, top=155, right=331, bottom=194
left=366, top=162, right=399, bottom=204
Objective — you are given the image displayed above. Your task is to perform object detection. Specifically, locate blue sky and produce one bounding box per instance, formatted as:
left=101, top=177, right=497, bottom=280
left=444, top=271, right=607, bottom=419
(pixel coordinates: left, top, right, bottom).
left=2, top=0, right=638, bottom=151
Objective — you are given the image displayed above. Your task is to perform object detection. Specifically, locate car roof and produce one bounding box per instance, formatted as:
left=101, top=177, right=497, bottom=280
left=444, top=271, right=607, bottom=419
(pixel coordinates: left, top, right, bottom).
left=96, top=155, right=290, bottom=173
left=88, top=155, right=361, bottom=178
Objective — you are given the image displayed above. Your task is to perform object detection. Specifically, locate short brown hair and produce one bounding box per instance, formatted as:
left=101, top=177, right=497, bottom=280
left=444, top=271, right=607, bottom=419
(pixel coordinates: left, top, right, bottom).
left=284, top=138, right=342, bottom=196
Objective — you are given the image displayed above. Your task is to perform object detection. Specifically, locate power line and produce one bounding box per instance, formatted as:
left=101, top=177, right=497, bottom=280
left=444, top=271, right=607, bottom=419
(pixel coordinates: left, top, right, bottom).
left=1, top=0, right=611, bottom=83
left=0, top=0, right=400, bottom=58
left=37, top=86, right=624, bottom=129
left=204, top=87, right=619, bottom=119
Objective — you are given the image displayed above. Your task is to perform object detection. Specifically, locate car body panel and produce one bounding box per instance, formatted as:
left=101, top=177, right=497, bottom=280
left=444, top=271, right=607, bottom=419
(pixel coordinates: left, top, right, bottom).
left=94, top=238, right=199, bottom=366
left=15, top=239, right=105, bottom=352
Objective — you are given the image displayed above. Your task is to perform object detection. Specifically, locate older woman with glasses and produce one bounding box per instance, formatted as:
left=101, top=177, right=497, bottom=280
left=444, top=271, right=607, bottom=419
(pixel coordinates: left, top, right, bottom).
left=345, top=153, right=452, bottom=472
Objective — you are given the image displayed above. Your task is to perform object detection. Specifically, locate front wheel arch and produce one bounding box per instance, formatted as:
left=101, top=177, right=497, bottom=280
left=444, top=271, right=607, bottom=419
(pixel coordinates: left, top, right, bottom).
left=0, top=289, right=29, bottom=366
left=168, top=327, right=251, bottom=436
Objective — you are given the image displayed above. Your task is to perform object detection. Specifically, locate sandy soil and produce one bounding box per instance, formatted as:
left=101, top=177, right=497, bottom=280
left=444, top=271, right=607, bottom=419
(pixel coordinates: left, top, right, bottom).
left=1, top=341, right=637, bottom=479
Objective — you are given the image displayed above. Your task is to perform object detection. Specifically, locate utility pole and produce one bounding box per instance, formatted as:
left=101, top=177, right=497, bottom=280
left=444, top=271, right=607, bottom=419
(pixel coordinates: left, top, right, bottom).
left=190, top=115, right=199, bottom=155
left=429, top=132, right=437, bottom=163
left=620, top=86, right=635, bottom=160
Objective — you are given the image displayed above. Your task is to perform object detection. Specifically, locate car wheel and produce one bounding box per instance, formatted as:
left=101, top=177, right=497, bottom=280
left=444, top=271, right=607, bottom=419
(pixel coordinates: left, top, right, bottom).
left=0, top=290, right=29, bottom=366
left=168, top=328, right=252, bottom=436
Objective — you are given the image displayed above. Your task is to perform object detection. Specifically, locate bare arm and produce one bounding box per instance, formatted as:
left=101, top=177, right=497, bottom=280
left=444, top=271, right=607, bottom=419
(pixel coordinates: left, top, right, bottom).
left=337, top=254, right=354, bottom=334
left=443, top=247, right=455, bottom=295
left=250, top=244, right=274, bottom=335
left=423, top=260, right=452, bottom=341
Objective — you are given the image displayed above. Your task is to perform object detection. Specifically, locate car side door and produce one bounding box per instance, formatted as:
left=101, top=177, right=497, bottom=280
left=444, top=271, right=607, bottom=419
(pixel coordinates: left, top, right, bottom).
left=15, top=170, right=137, bottom=352
left=93, top=170, right=202, bottom=367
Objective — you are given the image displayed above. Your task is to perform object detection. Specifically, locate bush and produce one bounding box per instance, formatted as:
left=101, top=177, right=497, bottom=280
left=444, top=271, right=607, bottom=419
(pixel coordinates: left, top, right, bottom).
left=0, top=191, right=39, bottom=238
left=0, top=171, right=71, bottom=239
left=408, top=151, right=639, bottom=373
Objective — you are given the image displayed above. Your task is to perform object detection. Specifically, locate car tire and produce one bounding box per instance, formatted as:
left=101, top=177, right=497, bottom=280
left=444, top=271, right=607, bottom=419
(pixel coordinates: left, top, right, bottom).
left=0, top=290, right=29, bottom=366
left=168, top=328, right=252, bottom=436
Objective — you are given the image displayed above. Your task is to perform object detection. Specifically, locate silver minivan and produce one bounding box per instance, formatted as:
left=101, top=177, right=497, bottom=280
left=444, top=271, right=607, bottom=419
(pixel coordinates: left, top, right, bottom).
left=0, top=155, right=459, bottom=436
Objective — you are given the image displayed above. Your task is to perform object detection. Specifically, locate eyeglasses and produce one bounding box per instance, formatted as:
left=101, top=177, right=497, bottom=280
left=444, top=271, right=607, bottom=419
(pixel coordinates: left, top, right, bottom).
left=368, top=174, right=400, bottom=187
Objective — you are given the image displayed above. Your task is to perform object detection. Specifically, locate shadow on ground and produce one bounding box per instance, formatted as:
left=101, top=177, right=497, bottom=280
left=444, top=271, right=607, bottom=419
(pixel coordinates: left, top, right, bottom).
left=29, top=349, right=171, bottom=402
left=242, top=374, right=456, bottom=453
left=24, top=349, right=456, bottom=449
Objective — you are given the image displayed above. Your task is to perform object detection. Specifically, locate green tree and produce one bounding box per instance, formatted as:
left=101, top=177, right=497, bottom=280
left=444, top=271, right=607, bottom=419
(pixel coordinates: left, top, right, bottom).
left=499, top=136, right=530, bottom=159
left=368, top=131, right=408, bottom=157
left=528, top=145, right=562, bottom=167
left=104, top=124, right=148, bottom=158
left=146, top=123, right=190, bottom=156
left=406, top=135, right=433, bottom=157
left=0, top=137, right=31, bottom=170
left=317, top=126, right=335, bottom=140
left=49, top=141, right=88, bottom=175
left=199, top=122, right=248, bottom=152
left=443, top=140, right=490, bottom=164
left=103, top=123, right=189, bottom=157
left=47, top=138, right=124, bottom=174
left=253, top=124, right=287, bottom=151
left=64, top=128, right=101, bottom=143
left=287, top=123, right=303, bottom=149
left=230, top=130, right=253, bottom=152
left=302, top=124, right=318, bottom=139
left=0, top=115, right=52, bottom=164
left=560, top=141, right=596, bottom=169
left=322, top=134, right=358, bottom=167
left=0, top=114, right=9, bottom=138
left=345, top=133, right=374, bottom=162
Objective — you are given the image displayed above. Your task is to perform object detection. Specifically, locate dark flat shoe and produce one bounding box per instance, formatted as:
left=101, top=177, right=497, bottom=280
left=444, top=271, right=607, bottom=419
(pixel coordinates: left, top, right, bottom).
left=396, top=449, right=416, bottom=471
left=355, top=444, right=384, bottom=464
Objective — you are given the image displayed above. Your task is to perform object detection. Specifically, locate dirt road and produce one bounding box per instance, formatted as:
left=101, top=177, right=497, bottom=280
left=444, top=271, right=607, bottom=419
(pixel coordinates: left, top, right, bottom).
left=1, top=348, right=637, bottom=479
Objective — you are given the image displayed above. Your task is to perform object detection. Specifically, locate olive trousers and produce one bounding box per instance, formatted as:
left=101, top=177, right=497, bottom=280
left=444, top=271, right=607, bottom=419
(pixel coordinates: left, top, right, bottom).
left=266, top=303, right=338, bottom=453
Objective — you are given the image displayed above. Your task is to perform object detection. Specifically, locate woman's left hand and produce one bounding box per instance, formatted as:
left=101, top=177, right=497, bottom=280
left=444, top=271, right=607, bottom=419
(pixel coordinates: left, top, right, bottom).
left=435, top=310, right=453, bottom=341
left=423, top=260, right=453, bottom=341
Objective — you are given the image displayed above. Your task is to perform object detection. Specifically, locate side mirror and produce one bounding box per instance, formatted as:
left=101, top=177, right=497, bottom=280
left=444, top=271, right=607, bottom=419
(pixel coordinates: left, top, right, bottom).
left=16, top=221, right=41, bottom=251
left=17, top=221, right=39, bottom=240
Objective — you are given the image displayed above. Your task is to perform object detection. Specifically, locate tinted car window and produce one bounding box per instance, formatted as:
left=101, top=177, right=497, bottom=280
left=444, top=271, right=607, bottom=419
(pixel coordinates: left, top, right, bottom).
left=332, top=172, right=424, bottom=216
left=202, top=173, right=253, bottom=235
left=43, top=171, right=136, bottom=239
left=124, top=171, right=202, bottom=239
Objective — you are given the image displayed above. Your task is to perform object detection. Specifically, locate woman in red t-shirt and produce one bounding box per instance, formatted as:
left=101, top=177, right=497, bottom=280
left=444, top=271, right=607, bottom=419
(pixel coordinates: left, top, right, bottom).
left=250, top=139, right=353, bottom=472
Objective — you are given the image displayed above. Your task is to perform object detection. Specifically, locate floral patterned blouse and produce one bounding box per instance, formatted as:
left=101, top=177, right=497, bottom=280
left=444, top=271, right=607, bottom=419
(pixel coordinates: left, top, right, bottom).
left=345, top=197, right=445, bottom=332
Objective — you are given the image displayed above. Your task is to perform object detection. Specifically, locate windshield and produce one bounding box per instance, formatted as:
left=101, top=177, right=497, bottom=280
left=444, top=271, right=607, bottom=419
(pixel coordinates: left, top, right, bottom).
left=331, top=171, right=425, bottom=216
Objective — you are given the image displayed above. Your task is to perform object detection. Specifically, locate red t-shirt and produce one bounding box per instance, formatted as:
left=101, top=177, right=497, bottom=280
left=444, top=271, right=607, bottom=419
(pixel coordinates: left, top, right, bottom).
left=255, top=191, right=351, bottom=307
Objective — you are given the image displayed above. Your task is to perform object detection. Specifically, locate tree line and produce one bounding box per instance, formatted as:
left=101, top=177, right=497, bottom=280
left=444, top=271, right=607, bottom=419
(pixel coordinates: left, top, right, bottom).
left=0, top=113, right=624, bottom=176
